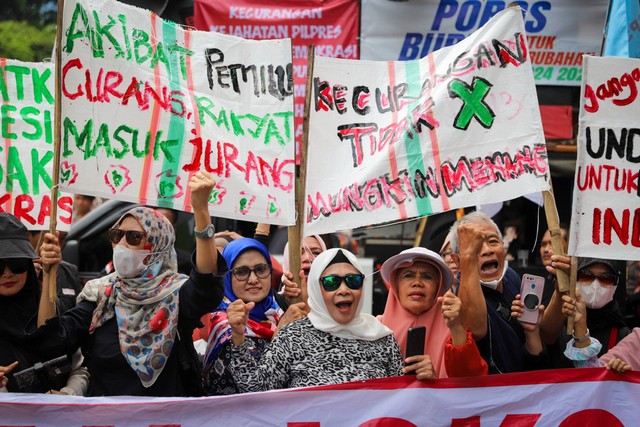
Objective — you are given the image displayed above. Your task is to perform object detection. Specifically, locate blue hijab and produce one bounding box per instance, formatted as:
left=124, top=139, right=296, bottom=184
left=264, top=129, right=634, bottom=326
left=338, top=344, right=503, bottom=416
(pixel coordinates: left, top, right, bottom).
left=220, top=238, right=279, bottom=322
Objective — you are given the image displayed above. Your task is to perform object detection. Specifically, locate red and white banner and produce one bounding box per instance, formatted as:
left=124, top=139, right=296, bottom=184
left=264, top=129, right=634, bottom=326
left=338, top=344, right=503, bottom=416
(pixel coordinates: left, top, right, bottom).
left=1, top=369, right=639, bottom=426
left=194, top=0, right=360, bottom=162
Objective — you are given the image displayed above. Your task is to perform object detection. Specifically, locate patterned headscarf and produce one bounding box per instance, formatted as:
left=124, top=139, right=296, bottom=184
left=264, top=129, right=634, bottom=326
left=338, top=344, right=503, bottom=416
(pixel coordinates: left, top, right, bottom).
left=78, top=207, right=188, bottom=388
left=203, top=238, right=282, bottom=368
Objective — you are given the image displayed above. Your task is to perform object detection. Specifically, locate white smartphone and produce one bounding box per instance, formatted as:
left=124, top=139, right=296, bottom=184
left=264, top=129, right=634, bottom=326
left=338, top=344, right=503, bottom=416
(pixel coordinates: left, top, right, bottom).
left=518, top=274, right=545, bottom=324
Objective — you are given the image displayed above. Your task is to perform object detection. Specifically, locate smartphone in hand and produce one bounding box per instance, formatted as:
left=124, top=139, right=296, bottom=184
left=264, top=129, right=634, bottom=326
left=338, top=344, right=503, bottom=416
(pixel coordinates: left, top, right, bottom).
left=405, top=326, right=426, bottom=359
left=518, top=274, right=545, bottom=324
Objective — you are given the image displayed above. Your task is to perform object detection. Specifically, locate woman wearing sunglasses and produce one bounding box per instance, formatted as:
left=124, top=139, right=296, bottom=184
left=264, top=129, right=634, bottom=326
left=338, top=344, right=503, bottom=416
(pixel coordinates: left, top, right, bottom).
left=225, top=248, right=403, bottom=392
left=552, top=257, right=630, bottom=368
left=33, top=171, right=225, bottom=397
left=0, top=213, right=88, bottom=395
left=202, top=238, right=308, bottom=395
left=561, top=260, right=637, bottom=373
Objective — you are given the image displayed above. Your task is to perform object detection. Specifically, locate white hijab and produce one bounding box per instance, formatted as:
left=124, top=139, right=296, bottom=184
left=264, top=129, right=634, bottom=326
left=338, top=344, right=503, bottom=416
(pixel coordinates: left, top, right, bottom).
left=307, top=248, right=393, bottom=341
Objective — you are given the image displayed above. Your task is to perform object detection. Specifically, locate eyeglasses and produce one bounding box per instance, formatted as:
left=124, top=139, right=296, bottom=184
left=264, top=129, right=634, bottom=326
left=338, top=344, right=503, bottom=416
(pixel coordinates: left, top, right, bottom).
left=108, top=229, right=147, bottom=246
left=0, top=258, right=31, bottom=274
left=577, top=270, right=618, bottom=286
left=319, top=274, right=365, bottom=292
left=231, top=263, right=272, bottom=281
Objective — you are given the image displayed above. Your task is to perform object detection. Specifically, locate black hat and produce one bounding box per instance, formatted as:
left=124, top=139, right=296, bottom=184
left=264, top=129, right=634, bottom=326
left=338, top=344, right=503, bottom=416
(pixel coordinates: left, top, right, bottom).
left=577, top=257, right=618, bottom=276
left=0, top=213, right=39, bottom=259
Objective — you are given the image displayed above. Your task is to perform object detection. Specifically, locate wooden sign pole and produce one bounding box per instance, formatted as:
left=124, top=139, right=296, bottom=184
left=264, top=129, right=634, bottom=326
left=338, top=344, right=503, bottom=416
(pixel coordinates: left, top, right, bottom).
left=567, top=256, right=577, bottom=334
left=287, top=45, right=314, bottom=304
left=542, top=180, right=570, bottom=293
left=413, top=217, right=428, bottom=248
left=45, top=0, right=65, bottom=305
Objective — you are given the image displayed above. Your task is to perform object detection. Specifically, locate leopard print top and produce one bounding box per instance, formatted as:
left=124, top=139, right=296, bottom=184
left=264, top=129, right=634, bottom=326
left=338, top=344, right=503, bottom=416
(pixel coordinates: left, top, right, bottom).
left=229, top=317, right=403, bottom=392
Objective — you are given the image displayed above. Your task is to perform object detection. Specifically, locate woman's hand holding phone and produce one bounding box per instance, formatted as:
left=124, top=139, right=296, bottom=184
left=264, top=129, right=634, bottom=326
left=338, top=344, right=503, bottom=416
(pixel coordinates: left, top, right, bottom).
left=404, top=326, right=435, bottom=379
left=402, top=354, right=436, bottom=380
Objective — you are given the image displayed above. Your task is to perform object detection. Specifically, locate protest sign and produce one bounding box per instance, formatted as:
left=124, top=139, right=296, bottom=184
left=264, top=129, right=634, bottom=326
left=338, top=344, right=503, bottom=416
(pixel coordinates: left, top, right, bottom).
left=194, top=0, right=359, bottom=162
left=569, top=55, right=640, bottom=260
left=59, top=0, right=295, bottom=225
left=0, top=59, right=73, bottom=230
left=361, top=0, right=608, bottom=86
left=304, top=7, right=550, bottom=236
left=0, top=369, right=639, bottom=425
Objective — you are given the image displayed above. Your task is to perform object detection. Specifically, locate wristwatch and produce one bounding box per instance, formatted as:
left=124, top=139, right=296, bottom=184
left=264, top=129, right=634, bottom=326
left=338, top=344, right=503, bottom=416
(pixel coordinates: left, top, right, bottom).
left=194, top=223, right=215, bottom=239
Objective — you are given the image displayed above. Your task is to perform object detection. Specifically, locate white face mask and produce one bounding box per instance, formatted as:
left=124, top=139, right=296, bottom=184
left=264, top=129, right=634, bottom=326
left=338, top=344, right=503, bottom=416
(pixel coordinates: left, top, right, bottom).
left=480, top=261, right=508, bottom=290
left=113, top=245, right=151, bottom=278
left=578, top=279, right=616, bottom=309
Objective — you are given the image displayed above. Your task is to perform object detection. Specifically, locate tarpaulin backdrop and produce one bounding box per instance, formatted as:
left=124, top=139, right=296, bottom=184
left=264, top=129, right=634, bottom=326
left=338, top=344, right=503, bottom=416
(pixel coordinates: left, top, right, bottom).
left=361, top=0, right=608, bottom=86
left=304, top=7, right=549, bottom=236
left=0, top=369, right=639, bottom=426
left=59, top=0, right=295, bottom=225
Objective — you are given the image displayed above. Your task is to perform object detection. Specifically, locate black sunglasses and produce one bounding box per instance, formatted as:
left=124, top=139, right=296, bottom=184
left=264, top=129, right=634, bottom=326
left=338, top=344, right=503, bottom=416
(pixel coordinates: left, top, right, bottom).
left=0, top=258, right=32, bottom=274
left=577, top=270, right=618, bottom=287
left=231, top=263, right=272, bottom=281
left=108, top=228, right=147, bottom=246
left=319, top=274, right=365, bottom=292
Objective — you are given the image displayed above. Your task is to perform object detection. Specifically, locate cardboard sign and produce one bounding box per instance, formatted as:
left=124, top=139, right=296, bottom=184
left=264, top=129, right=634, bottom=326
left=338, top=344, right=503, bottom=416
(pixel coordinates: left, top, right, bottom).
left=305, top=7, right=550, bottom=236
left=0, top=59, right=73, bottom=230
left=569, top=55, right=640, bottom=260
left=59, top=0, right=295, bottom=225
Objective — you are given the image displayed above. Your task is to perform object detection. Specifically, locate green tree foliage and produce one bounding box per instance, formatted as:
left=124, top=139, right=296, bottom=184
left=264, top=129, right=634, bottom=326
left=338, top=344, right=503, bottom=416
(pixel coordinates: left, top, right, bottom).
left=0, top=21, right=56, bottom=62
left=0, top=0, right=57, bottom=61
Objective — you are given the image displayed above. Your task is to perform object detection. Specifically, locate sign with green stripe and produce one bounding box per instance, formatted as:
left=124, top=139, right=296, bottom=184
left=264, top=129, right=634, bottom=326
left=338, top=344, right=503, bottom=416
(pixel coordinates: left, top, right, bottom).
left=305, top=7, right=550, bottom=236
left=59, top=0, right=295, bottom=225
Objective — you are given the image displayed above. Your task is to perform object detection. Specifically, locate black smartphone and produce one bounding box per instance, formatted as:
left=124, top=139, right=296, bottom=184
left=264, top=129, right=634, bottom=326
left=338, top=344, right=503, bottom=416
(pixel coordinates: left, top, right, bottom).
left=405, top=326, right=426, bottom=358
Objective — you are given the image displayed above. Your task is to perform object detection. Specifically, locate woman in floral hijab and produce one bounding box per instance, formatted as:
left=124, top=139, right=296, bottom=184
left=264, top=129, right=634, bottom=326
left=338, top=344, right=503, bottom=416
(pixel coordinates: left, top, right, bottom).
left=34, top=172, right=225, bottom=396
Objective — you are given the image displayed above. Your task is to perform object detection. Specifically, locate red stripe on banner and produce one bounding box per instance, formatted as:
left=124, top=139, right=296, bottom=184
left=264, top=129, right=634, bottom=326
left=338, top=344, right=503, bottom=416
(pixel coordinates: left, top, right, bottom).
left=138, top=13, right=163, bottom=205
left=386, top=62, right=408, bottom=220
left=294, top=368, right=640, bottom=392
left=182, top=29, right=197, bottom=212
left=424, top=54, right=449, bottom=211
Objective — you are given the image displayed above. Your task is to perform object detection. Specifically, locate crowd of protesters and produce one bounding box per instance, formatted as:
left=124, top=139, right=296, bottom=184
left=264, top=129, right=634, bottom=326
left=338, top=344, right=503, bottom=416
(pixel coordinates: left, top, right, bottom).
left=1, top=174, right=638, bottom=396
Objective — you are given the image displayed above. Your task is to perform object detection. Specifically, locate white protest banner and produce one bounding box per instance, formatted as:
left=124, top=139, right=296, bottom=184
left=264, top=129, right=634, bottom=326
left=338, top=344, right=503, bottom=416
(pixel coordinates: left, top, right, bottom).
left=305, top=7, right=549, bottom=236
left=1, top=369, right=639, bottom=426
left=0, top=59, right=73, bottom=230
left=361, top=0, right=607, bottom=86
left=569, top=56, right=640, bottom=260
left=59, top=0, right=295, bottom=225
